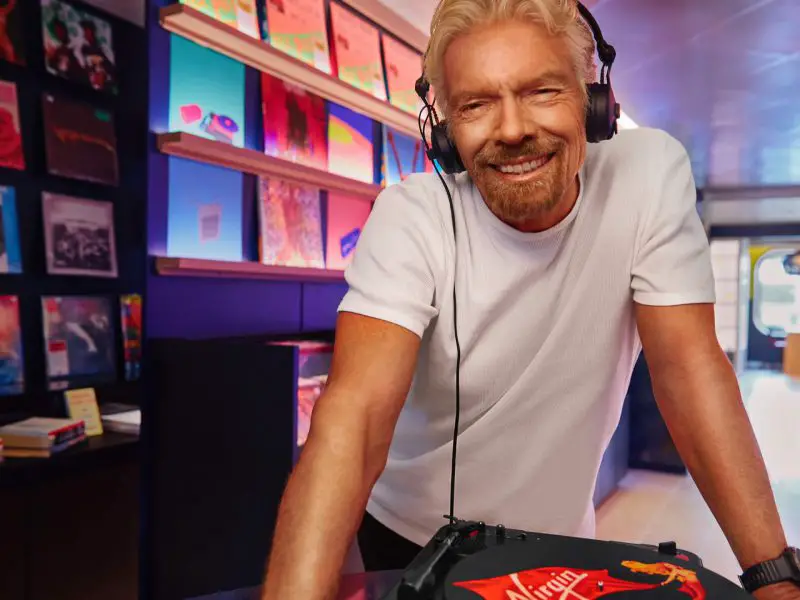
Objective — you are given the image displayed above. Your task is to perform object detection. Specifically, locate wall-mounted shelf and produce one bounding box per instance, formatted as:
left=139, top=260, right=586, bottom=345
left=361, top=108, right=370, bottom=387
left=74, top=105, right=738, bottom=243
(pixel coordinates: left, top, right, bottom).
left=155, top=257, right=346, bottom=283
left=157, top=132, right=382, bottom=200
left=159, top=4, right=420, bottom=138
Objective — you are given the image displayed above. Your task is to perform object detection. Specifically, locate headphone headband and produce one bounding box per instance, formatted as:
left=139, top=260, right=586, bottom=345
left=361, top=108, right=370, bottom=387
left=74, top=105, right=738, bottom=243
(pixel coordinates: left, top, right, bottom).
left=416, top=0, right=620, bottom=175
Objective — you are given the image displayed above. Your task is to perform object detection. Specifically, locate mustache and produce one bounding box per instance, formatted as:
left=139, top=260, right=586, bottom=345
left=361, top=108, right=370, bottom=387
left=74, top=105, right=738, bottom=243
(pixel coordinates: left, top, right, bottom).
left=474, top=140, right=564, bottom=166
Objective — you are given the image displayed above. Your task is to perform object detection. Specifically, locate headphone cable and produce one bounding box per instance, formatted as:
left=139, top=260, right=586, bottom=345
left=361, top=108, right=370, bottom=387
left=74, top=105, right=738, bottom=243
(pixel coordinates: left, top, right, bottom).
left=418, top=105, right=462, bottom=525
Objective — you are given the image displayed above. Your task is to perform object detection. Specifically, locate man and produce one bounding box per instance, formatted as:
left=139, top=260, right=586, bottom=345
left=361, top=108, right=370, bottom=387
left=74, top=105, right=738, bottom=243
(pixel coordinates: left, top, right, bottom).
left=262, top=1, right=798, bottom=598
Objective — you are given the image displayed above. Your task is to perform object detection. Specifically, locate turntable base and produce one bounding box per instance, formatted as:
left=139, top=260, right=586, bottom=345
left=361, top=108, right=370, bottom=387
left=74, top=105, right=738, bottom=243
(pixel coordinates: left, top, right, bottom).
left=380, top=520, right=751, bottom=599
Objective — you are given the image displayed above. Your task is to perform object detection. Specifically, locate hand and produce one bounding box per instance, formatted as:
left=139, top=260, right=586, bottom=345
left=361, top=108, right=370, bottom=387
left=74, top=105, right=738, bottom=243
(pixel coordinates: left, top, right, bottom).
left=752, top=582, right=800, bottom=600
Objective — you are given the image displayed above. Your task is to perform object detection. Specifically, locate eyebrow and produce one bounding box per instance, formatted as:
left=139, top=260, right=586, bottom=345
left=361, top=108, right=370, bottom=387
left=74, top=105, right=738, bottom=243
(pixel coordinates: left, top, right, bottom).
left=451, top=70, right=574, bottom=106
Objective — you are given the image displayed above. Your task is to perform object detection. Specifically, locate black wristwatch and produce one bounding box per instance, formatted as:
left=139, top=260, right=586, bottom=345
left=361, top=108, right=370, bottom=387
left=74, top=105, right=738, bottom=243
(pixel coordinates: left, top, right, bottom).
left=739, top=547, right=800, bottom=593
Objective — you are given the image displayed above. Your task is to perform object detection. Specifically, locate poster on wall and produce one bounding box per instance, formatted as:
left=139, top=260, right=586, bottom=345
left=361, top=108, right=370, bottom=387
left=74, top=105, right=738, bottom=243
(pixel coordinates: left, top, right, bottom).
left=0, top=295, right=23, bottom=396
left=0, top=80, right=24, bottom=170
left=41, top=295, right=115, bottom=387
left=262, top=72, right=328, bottom=170
left=326, top=193, right=371, bottom=271
left=0, top=0, right=24, bottom=66
left=327, top=102, right=374, bottom=184
left=42, top=192, right=118, bottom=278
left=382, top=35, right=422, bottom=116
left=179, top=0, right=259, bottom=38
left=169, top=36, right=245, bottom=148
left=257, top=176, right=324, bottom=269
left=263, top=0, right=331, bottom=74
left=42, top=93, right=119, bottom=186
left=329, top=3, right=386, bottom=101
left=382, top=124, right=433, bottom=187
left=167, top=156, right=244, bottom=262
left=41, top=0, right=118, bottom=94
left=120, top=294, right=142, bottom=382
left=0, top=186, right=22, bottom=274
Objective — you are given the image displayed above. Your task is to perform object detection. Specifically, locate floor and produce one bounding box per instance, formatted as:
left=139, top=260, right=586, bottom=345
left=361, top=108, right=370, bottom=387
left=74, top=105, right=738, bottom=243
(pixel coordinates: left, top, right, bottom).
left=595, top=370, right=800, bottom=583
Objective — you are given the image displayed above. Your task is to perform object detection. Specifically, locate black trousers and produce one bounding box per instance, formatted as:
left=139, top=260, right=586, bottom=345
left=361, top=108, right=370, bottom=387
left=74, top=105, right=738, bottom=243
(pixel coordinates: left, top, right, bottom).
left=357, top=511, right=423, bottom=571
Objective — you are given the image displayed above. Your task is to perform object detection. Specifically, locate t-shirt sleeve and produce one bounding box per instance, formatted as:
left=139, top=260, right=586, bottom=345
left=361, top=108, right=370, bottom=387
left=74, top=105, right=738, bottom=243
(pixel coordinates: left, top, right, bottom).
left=630, top=132, right=716, bottom=306
left=337, top=177, right=443, bottom=337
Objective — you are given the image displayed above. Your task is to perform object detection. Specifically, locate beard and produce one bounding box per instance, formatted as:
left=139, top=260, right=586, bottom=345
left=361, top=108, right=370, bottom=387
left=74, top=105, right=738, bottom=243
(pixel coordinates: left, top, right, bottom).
left=469, top=138, right=571, bottom=227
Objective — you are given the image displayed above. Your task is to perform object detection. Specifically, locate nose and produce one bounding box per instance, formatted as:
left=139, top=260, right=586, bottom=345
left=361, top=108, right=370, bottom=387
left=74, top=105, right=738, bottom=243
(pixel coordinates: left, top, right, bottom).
left=496, top=97, right=530, bottom=146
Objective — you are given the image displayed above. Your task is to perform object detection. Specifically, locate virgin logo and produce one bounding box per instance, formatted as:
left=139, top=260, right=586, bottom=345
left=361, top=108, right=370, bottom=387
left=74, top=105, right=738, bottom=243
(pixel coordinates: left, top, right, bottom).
left=508, top=570, right=591, bottom=599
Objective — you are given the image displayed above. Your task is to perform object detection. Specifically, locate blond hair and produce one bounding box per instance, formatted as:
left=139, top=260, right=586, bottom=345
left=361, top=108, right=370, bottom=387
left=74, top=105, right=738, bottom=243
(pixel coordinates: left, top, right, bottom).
left=423, top=0, right=597, bottom=116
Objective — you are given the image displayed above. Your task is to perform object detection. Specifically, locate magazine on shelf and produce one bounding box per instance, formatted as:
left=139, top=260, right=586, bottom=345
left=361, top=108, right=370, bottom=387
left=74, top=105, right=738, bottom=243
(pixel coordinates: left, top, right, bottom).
left=0, top=80, right=25, bottom=170
left=0, top=0, right=25, bottom=66
left=0, top=295, right=23, bottom=396
left=0, top=186, right=22, bottom=274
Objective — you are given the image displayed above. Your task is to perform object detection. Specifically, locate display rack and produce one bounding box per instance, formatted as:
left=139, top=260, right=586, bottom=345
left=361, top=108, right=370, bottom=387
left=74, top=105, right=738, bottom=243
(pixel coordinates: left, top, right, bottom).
left=156, top=132, right=382, bottom=200
left=154, top=257, right=346, bottom=282
left=159, top=4, right=420, bottom=138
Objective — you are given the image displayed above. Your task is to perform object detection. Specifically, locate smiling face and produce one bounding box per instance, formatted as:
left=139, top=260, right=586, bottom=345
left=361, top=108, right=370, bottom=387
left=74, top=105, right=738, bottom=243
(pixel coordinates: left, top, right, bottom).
left=444, top=19, right=588, bottom=231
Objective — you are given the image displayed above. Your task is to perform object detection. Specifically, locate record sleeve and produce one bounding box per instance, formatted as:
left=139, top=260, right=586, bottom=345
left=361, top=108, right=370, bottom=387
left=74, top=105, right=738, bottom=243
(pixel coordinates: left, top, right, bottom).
left=329, top=3, right=386, bottom=101
left=382, top=35, right=423, bottom=116
left=327, top=102, right=375, bottom=184
left=43, top=93, right=119, bottom=186
left=41, top=0, right=117, bottom=94
left=326, top=192, right=371, bottom=271
left=0, top=79, right=24, bottom=170
left=42, top=192, right=118, bottom=278
left=0, top=295, right=23, bottom=396
left=263, top=0, right=331, bottom=74
left=0, top=186, right=21, bottom=274
left=257, top=177, right=324, bottom=269
left=42, top=295, right=115, bottom=386
left=0, top=0, right=24, bottom=66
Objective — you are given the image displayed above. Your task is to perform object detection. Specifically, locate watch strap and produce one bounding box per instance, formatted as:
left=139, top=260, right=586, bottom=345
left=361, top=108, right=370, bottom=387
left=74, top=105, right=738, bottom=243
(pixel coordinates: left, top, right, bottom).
left=739, top=548, right=800, bottom=593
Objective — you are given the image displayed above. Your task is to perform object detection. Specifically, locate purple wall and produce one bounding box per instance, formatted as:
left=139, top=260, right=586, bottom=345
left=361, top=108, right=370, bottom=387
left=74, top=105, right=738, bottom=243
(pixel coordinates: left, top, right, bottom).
left=146, top=0, right=346, bottom=340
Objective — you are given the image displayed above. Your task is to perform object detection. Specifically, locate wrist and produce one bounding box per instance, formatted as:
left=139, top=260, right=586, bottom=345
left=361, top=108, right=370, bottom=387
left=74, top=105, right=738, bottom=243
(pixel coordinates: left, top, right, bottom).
left=752, top=581, right=800, bottom=599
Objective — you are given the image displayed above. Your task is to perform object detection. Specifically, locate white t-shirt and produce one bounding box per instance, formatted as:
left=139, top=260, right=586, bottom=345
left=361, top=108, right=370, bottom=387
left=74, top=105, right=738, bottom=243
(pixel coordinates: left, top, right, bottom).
left=337, top=127, right=716, bottom=547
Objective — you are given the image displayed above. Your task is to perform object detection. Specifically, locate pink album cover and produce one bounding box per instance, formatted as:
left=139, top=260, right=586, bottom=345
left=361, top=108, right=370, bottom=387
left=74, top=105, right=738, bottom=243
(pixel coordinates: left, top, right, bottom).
left=179, top=0, right=258, bottom=37
left=327, top=103, right=374, bottom=184
left=0, top=80, right=24, bottom=170
left=262, top=72, right=328, bottom=171
left=263, top=0, right=331, bottom=74
left=382, top=35, right=423, bottom=116
left=329, top=3, right=386, bottom=101
left=326, top=193, right=371, bottom=271
left=258, top=177, right=324, bottom=268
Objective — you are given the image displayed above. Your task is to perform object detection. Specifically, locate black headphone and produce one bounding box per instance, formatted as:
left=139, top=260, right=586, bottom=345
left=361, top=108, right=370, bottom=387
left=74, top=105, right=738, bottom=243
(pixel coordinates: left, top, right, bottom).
left=415, top=1, right=620, bottom=175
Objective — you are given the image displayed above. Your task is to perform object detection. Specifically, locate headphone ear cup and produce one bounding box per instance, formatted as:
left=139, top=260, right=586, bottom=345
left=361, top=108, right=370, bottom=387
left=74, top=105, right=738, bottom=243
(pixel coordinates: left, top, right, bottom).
left=428, top=121, right=465, bottom=174
left=585, top=82, right=620, bottom=143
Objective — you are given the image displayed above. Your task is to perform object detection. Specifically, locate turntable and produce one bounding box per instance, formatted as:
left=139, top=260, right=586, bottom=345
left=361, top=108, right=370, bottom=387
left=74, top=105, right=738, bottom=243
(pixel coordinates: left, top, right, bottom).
left=380, top=518, right=753, bottom=599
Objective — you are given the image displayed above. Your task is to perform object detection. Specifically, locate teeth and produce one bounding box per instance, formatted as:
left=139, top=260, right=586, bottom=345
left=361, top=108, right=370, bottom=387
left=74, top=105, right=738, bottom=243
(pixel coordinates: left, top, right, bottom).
left=498, top=156, right=549, bottom=174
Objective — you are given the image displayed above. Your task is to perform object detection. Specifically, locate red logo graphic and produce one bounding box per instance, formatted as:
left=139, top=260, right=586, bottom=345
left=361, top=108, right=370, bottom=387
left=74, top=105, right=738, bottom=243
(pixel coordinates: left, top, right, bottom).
left=452, top=561, right=707, bottom=599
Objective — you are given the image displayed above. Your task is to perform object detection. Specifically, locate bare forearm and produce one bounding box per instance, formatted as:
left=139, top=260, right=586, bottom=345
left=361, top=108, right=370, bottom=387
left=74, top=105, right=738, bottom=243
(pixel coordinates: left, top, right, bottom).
left=651, top=353, right=786, bottom=570
left=261, top=398, right=381, bottom=600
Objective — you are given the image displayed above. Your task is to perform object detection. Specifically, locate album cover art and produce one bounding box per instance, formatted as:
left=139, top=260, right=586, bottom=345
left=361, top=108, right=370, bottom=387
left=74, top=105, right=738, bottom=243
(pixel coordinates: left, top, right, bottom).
left=263, top=0, right=331, bottom=74
left=180, top=0, right=259, bottom=38
left=43, top=93, right=119, bottom=185
left=42, top=295, right=115, bottom=383
left=328, top=102, right=375, bottom=184
left=120, top=294, right=141, bottom=382
left=326, top=193, right=371, bottom=271
left=262, top=72, right=328, bottom=170
left=42, top=192, right=117, bottom=278
left=258, top=177, right=324, bottom=268
left=0, top=295, right=22, bottom=395
left=0, top=0, right=24, bottom=66
left=382, top=35, right=423, bottom=116
left=329, top=3, right=386, bottom=101
left=41, top=0, right=117, bottom=94
left=167, top=156, right=244, bottom=261
left=0, top=186, right=21, bottom=274
left=0, top=80, right=24, bottom=170
left=169, top=36, right=245, bottom=147
left=382, top=125, right=433, bottom=187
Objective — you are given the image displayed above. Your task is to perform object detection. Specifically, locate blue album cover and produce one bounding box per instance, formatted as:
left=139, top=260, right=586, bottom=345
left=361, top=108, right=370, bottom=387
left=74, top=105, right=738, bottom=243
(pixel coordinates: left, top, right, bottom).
left=169, top=35, right=245, bottom=147
left=0, top=186, right=21, bottom=274
left=167, top=157, right=244, bottom=261
left=382, top=124, right=432, bottom=187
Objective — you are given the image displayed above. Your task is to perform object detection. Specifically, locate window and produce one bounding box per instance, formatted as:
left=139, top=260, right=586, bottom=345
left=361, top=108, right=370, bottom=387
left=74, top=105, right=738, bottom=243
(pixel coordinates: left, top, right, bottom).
left=753, top=249, right=800, bottom=338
